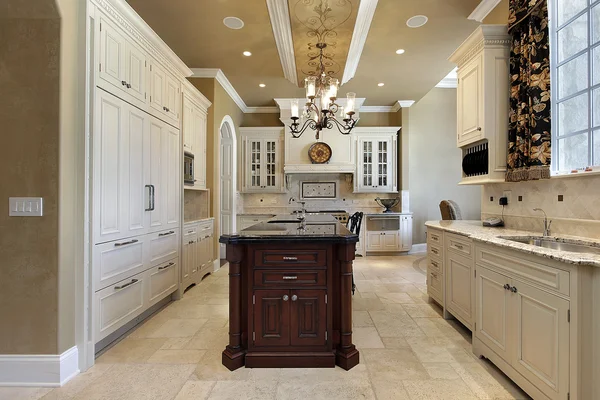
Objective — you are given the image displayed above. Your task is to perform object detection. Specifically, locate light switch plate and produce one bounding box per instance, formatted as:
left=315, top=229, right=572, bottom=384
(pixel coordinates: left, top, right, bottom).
left=9, top=197, right=43, bottom=217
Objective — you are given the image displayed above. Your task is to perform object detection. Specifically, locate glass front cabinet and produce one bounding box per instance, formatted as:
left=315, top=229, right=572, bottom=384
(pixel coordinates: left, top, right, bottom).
left=354, top=129, right=398, bottom=193
left=240, top=128, right=284, bottom=193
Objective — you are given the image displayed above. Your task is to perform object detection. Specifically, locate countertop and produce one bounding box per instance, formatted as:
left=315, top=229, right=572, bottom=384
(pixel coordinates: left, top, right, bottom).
left=220, top=215, right=358, bottom=244
left=425, top=220, right=600, bottom=268
left=184, top=217, right=214, bottom=225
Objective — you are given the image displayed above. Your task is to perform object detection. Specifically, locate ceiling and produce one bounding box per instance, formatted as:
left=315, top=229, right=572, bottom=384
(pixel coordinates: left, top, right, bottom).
left=126, top=0, right=482, bottom=108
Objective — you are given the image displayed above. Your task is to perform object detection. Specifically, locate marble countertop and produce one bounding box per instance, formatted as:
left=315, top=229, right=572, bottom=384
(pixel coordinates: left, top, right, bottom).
left=425, top=220, right=600, bottom=268
left=220, top=215, right=357, bottom=243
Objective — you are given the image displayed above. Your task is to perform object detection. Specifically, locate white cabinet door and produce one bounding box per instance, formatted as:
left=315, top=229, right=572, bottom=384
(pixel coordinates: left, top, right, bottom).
left=124, top=42, right=147, bottom=103
left=476, top=266, right=511, bottom=361
left=242, top=133, right=283, bottom=193
left=165, top=73, right=180, bottom=122
left=182, top=96, right=194, bottom=152
left=446, top=253, right=474, bottom=328
left=162, top=124, right=180, bottom=230
left=124, top=104, right=148, bottom=237
left=356, top=136, right=395, bottom=193
left=149, top=61, right=167, bottom=117
left=147, top=259, right=178, bottom=307
left=366, top=232, right=383, bottom=251
left=194, top=109, right=207, bottom=189
left=245, top=139, right=263, bottom=191
left=382, top=233, right=400, bottom=251
left=400, top=215, right=413, bottom=251
left=457, top=55, right=483, bottom=146
left=147, top=118, right=164, bottom=230
left=510, top=281, right=570, bottom=400
left=98, top=17, right=126, bottom=93
left=181, top=237, right=192, bottom=284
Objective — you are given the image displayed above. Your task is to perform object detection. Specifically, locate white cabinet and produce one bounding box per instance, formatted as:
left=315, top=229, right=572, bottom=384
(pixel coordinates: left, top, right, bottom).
left=364, top=214, right=412, bottom=253
left=354, top=130, right=398, bottom=193
left=98, top=16, right=147, bottom=105
left=456, top=55, right=483, bottom=146
left=426, top=228, right=444, bottom=306
left=147, top=259, right=179, bottom=307
left=182, top=220, right=215, bottom=291
left=445, top=233, right=475, bottom=329
left=182, top=83, right=211, bottom=190
left=149, top=60, right=180, bottom=126
left=240, top=128, right=284, bottom=193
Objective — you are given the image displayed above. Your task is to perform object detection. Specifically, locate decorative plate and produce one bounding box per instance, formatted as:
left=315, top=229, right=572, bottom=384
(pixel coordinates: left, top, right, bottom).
left=308, top=142, right=332, bottom=164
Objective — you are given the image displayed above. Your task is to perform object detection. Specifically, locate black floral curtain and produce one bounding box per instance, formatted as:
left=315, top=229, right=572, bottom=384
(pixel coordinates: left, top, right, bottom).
left=506, top=0, right=551, bottom=182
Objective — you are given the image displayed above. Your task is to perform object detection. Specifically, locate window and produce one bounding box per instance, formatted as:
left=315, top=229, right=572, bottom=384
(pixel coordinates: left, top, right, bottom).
left=551, top=0, right=600, bottom=171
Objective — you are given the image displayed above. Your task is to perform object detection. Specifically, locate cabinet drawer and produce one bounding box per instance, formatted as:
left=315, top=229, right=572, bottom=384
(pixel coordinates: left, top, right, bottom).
left=476, top=244, right=570, bottom=297
left=254, top=249, right=327, bottom=268
left=428, top=270, right=443, bottom=302
left=446, top=233, right=473, bottom=257
left=93, top=236, right=145, bottom=291
left=428, top=242, right=442, bottom=259
left=427, top=229, right=443, bottom=245
left=147, top=229, right=179, bottom=266
left=94, top=271, right=145, bottom=341
left=428, top=257, right=443, bottom=274
left=183, top=224, right=198, bottom=237
left=254, top=270, right=326, bottom=287
left=146, top=258, right=178, bottom=307
left=198, top=220, right=213, bottom=238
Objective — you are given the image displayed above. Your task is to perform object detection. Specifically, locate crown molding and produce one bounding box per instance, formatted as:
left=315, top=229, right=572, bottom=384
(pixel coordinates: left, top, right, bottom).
left=468, top=0, right=503, bottom=22
left=190, top=68, right=247, bottom=112
left=360, top=106, right=394, bottom=113
left=398, top=100, right=415, bottom=108
left=245, top=106, right=280, bottom=113
left=94, top=0, right=192, bottom=78
left=436, top=78, right=458, bottom=88
left=266, top=0, right=298, bottom=85
left=341, top=0, right=379, bottom=85
left=182, top=79, right=212, bottom=110
left=449, top=25, right=510, bottom=66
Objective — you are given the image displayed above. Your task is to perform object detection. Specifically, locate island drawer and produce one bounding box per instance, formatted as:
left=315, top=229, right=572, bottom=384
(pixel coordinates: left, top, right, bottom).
left=254, top=249, right=327, bottom=268
left=254, top=270, right=326, bottom=287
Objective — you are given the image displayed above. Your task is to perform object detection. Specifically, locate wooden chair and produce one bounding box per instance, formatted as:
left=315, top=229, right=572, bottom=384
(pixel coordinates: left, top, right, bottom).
left=347, top=212, right=363, bottom=295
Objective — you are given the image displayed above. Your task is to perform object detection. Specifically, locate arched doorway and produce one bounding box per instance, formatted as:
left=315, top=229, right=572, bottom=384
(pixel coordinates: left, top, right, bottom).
left=219, top=116, right=237, bottom=259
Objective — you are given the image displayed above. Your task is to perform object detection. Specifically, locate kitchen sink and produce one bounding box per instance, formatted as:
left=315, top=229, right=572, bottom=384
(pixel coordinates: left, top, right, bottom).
left=500, top=236, right=600, bottom=255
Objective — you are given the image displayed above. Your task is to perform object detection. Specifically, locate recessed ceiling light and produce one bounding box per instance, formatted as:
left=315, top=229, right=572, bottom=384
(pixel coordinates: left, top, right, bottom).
left=223, top=16, right=244, bottom=30
left=259, top=83, right=266, bottom=88
left=395, top=49, right=405, bottom=55
left=243, top=51, right=252, bottom=57
left=407, top=15, right=428, bottom=28
left=378, top=83, right=385, bottom=87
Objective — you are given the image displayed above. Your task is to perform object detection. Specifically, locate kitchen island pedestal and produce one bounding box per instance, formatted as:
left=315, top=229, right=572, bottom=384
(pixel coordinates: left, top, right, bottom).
left=220, top=216, right=359, bottom=370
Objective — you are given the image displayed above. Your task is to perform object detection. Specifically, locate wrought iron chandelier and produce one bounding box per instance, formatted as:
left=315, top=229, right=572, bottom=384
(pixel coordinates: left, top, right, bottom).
left=288, top=42, right=357, bottom=140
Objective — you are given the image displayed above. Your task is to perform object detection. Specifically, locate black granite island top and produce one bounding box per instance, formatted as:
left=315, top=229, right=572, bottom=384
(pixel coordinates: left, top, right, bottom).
left=219, top=214, right=359, bottom=244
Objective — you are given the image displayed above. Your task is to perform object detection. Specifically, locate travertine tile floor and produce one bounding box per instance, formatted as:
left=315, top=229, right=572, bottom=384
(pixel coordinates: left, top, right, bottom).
left=1, top=254, right=531, bottom=400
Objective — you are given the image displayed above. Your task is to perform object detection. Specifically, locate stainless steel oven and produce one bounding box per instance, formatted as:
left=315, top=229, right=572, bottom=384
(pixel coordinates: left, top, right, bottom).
left=184, top=151, right=195, bottom=185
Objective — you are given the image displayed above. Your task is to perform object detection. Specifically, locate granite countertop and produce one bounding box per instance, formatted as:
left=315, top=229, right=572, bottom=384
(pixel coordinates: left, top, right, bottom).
left=220, top=215, right=358, bottom=243
left=425, top=220, right=600, bottom=268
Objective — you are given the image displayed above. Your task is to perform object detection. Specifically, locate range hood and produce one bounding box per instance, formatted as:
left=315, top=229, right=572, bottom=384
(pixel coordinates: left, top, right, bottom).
left=276, top=98, right=365, bottom=174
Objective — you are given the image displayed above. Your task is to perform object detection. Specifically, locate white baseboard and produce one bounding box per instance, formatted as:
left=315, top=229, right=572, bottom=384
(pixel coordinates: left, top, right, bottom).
left=0, top=346, right=79, bottom=387
left=408, top=243, right=427, bottom=254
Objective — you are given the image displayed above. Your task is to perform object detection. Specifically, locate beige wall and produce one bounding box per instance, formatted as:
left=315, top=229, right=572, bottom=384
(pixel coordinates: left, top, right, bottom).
left=0, top=1, right=60, bottom=354
left=357, top=111, right=402, bottom=127
left=241, top=113, right=283, bottom=127
left=408, top=88, right=481, bottom=243
left=483, top=0, right=509, bottom=24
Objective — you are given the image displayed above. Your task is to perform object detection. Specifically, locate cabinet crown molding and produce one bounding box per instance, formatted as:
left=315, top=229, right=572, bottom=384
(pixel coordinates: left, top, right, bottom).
left=183, top=79, right=212, bottom=111
left=449, top=24, right=510, bottom=67
left=91, top=0, right=192, bottom=78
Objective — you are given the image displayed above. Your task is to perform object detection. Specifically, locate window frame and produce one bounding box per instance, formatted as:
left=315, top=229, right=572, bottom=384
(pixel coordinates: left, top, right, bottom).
left=549, top=0, right=600, bottom=173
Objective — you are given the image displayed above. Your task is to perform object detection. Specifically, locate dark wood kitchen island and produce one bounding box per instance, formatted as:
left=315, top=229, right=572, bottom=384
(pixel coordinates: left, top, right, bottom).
left=219, top=215, right=359, bottom=370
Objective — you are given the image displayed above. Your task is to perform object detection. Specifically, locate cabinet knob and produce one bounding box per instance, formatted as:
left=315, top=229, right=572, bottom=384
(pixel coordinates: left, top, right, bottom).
left=477, top=127, right=482, bottom=131
left=510, top=286, right=518, bottom=293
left=503, top=284, right=510, bottom=291
left=121, top=80, right=127, bottom=86
left=291, top=295, right=298, bottom=302
left=283, top=295, right=289, bottom=301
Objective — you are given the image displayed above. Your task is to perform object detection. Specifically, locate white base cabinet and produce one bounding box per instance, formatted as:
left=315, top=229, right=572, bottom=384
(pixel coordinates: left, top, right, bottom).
left=364, top=213, right=412, bottom=253
left=182, top=219, right=214, bottom=291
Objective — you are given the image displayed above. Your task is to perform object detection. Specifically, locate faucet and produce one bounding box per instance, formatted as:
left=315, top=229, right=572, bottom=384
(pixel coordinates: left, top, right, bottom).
left=289, top=197, right=306, bottom=219
left=533, top=208, right=552, bottom=236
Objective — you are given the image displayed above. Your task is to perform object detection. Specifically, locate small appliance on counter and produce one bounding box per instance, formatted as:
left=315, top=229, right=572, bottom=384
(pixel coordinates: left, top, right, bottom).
left=375, top=197, right=400, bottom=213
left=184, top=151, right=195, bottom=185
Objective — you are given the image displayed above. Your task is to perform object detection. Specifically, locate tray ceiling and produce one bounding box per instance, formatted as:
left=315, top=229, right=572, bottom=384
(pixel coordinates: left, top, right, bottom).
left=125, top=0, right=482, bottom=108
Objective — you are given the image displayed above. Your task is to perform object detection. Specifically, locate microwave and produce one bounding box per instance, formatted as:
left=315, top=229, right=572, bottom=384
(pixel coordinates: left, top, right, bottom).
left=184, top=151, right=195, bottom=185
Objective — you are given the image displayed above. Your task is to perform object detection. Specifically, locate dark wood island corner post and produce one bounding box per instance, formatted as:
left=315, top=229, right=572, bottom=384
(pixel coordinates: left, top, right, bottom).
left=335, top=242, right=360, bottom=370
left=222, top=241, right=246, bottom=371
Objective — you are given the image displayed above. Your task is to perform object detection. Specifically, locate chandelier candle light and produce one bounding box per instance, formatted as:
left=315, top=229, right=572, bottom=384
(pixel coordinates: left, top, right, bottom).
left=289, top=43, right=357, bottom=140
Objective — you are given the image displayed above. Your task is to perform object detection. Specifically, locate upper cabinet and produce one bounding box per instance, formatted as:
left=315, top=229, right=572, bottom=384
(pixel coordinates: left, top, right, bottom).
left=353, top=128, right=398, bottom=193
left=240, top=128, right=285, bottom=193
left=182, top=80, right=211, bottom=190
left=449, top=25, right=511, bottom=185
left=149, top=60, right=181, bottom=127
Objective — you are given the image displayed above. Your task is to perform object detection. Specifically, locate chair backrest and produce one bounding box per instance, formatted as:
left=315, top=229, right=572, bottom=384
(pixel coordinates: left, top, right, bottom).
left=348, top=212, right=364, bottom=235
left=439, top=200, right=462, bottom=220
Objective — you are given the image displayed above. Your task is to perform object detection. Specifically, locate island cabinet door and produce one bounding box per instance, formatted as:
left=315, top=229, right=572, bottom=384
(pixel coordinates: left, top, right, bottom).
left=290, top=290, right=327, bottom=347
left=254, top=289, right=290, bottom=347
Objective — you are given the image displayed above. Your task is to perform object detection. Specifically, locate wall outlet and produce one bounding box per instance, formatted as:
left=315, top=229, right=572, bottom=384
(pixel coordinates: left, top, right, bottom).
left=502, top=190, right=512, bottom=205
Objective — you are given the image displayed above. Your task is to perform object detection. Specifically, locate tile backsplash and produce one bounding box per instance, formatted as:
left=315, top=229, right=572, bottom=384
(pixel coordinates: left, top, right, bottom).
left=184, top=190, right=209, bottom=222
left=482, top=174, right=600, bottom=238
left=239, top=174, right=404, bottom=215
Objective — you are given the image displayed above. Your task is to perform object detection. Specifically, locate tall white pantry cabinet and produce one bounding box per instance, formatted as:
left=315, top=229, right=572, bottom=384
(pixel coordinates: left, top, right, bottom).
left=89, top=0, right=195, bottom=348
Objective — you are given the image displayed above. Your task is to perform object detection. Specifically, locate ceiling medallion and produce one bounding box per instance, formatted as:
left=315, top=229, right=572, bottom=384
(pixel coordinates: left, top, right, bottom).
left=288, top=0, right=357, bottom=140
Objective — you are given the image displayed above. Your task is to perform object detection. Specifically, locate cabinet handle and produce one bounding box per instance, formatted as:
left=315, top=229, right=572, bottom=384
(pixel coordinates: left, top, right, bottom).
left=503, top=284, right=510, bottom=291
left=158, top=262, right=175, bottom=270
left=454, top=244, right=464, bottom=250
left=431, top=261, right=438, bottom=268
left=431, top=249, right=438, bottom=255
left=283, top=256, right=298, bottom=261
left=126, top=83, right=131, bottom=89
left=159, top=230, right=175, bottom=237
left=283, top=295, right=289, bottom=301
left=188, top=240, right=195, bottom=245
left=121, top=80, right=127, bottom=86
left=114, top=239, right=139, bottom=247
left=283, top=276, right=297, bottom=280
left=145, top=185, right=153, bottom=211
left=291, top=295, right=298, bottom=301
left=510, top=286, right=518, bottom=293
left=431, top=272, right=438, bottom=279
left=114, top=279, right=138, bottom=290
